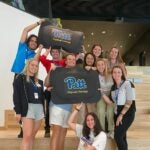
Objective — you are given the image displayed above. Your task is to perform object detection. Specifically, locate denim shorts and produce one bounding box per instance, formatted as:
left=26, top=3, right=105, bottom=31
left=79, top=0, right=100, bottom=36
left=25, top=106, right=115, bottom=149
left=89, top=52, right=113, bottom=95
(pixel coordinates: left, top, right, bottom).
left=49, top=104, right=70, bottom=128
left=26, top=103, right=44, bottom=121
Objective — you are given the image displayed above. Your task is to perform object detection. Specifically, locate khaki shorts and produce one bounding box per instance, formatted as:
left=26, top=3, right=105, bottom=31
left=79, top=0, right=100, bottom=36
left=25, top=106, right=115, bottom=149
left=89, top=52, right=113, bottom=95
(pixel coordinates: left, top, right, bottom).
left=49, top=105, right=70, bottom=128
left=26, top=103, right=44, bottom=121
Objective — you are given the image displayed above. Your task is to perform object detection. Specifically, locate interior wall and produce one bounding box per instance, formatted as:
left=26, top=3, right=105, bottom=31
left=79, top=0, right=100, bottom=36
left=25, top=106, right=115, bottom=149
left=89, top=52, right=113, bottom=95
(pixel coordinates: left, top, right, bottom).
left=0, top=2, right=47, bottom=126
left=124, top=29, right=150, bottom=66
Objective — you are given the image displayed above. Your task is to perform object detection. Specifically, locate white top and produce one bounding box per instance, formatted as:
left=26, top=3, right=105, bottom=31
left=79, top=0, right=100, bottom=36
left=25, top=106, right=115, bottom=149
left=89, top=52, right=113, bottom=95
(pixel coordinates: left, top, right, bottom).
left=75, top=124, right=107, bottom=150
left=111, top=80, right=136, bottom=105
left=98, top=74, right=113, bottom=96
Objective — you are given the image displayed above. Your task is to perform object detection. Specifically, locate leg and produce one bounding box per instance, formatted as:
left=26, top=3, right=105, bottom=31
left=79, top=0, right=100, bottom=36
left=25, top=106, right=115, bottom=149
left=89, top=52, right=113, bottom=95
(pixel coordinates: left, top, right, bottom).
left=106, top=103, right=114, bottom=135
left=50, top=125, right=63, bottom=150
left=96, top=99, right=106, bottom=131
left=114, top=112, right=135, bottom=150
left=29, top=119, right=42, bottom=150
left=44, top=90, right=51, bottom=137
left=86, top=103, right=96, bottom=113
left=21, top=118, right=34, bottom=150
left=58, top=128, right=67, bottom=150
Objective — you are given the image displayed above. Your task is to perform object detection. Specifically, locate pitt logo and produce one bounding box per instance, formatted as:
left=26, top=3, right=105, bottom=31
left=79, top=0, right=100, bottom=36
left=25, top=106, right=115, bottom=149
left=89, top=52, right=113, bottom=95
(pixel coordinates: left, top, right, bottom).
left=52, top=29, right=71, bottom=41
left=64, top=77, right=87, bottom=90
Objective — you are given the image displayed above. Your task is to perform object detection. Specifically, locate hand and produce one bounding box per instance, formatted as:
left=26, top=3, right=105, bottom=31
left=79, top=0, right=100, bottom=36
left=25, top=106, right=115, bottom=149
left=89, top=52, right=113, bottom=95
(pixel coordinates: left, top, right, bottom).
left=47, top=87, right=53, bottom=91
left=51, top=63, right=56, bottom=70
left=39, top=18, right=45, bottom=24
left=38, top=44, right=43, bottom=50
left=85, top=144, right=96, bottom=150
left=85, top=66, right=91, bottom=71
left=116, top=114, right=123, bottom=126
left=16, top=114, right=21, bottom=123
left=76, top=102, right=83, bottom=110
left=91, top=67, right=97, bottom=71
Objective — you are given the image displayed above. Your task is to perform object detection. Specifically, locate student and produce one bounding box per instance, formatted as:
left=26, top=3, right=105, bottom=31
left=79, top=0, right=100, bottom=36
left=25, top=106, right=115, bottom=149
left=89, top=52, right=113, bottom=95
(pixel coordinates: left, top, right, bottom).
left=44, top=54, right=76, bottom=150
left=35, top=46, right=66, bottom=137
left=11, top=19, right=45, bottom=75
left=77, top=52, right=97, bottom=124
left=68, top=103, right=107, bottom=150
left=107, top=47, right=126, bottom=74
left=110, top=65, right=136, bottom=150
left=90, top=44, right=103, bottom=59
left=96, top=58, right=114, bottom=138
left=11, top=19, right=45, bottom=138
left=13, top=58, right=45, bottom=150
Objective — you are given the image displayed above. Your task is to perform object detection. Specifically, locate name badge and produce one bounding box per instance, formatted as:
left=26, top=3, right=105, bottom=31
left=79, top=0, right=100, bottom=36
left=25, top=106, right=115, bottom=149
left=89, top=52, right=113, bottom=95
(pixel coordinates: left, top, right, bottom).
left=34, top=93, right=39, bottom=99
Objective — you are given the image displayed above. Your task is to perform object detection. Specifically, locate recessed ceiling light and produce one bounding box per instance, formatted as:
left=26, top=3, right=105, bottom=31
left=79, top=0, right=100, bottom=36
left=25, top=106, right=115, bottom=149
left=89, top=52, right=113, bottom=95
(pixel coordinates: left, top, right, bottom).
left=129, top=33, right=132, bottom=37
left=101, top=30, right=106, bottom=34
left=91, top=32, right=94, bottom=36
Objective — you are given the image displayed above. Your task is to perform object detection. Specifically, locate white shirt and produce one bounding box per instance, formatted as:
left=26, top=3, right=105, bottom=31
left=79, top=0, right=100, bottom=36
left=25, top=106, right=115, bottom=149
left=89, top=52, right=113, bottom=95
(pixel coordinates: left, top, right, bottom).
left=75, top=124, right=107, bottom=150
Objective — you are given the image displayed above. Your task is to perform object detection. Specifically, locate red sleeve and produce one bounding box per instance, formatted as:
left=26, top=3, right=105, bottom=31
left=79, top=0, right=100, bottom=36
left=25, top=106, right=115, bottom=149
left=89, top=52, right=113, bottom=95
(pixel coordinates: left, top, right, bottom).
left=59, top=59, right=66, bottom=67
left=39, top=55, right=51, bottom=73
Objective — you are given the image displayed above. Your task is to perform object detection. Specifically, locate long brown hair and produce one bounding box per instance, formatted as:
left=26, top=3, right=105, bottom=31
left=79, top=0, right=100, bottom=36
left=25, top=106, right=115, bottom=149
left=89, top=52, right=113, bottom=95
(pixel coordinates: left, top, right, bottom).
left=82, top=112, right=103, bottom=139
left=108, top=47, right=124, bottom=64
left=83, top=52, right=96, bottom=68
left=111, top=65, right=126, bottom=85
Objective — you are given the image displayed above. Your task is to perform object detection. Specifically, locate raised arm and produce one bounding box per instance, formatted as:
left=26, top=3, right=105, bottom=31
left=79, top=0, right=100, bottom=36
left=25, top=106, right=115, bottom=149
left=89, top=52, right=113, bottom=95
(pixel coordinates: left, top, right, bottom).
left=68, top=103, right=83, bottom=130
left=34, top=44, right=43, bottom=61
left=20, top=18, right=45, bottom=43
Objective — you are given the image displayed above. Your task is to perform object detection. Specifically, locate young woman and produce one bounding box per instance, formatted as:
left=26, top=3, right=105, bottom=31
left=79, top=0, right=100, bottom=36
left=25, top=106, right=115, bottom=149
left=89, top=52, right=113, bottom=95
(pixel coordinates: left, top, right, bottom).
left=77, top=52, right=96, bottom=124
left=90, top=44, right=103, bottom=59
left=96, top=58, right=114, bottom=138
left=110, top=65, right=136, bottom=150
left=68, top=103, right=107, bottom=150
left=107, top=47, right=126, bottom=74
left=13, top=58, right=44, bottom=150
left=83, top=52, right=97, bottom=71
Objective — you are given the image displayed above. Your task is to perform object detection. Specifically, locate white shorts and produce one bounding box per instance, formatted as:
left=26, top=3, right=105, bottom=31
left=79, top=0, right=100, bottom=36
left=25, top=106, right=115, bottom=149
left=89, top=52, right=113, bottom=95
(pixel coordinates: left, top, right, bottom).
left=49, top=105, right=70, bottom=128
left=26, top=103, right=44, bottom=121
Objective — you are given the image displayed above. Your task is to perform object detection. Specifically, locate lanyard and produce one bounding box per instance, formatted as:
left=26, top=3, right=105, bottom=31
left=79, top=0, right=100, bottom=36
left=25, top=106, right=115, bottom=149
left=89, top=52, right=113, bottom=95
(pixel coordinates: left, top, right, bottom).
left=30, top=78, right=38, bottom=93
left=115, top=88, right=120, bottom=105
left=114, top=81, right=124, bottom=105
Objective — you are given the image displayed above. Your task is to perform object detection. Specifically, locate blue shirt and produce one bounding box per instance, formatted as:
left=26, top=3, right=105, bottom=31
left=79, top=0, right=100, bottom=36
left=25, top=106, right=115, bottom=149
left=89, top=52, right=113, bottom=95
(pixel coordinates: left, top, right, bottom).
left=11, top=42, right=35, bottom=74
left=50, top=101, right=72, bottom=112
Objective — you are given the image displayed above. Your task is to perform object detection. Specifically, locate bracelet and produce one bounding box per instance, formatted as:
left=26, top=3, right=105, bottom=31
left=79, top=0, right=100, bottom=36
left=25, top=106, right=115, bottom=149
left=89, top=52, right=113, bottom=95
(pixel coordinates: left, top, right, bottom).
left=120, top=113, right=124, bottom=116
left=37, top=22, right=40, bottom=26
left=75, top=108, right=80, bottom=112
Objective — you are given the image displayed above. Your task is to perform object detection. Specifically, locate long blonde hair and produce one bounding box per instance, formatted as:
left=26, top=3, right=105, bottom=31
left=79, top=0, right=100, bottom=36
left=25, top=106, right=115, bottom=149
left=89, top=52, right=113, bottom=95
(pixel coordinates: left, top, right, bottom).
left=96, top=58, right=109, bottom=80
left=22, top=58, right=39, bottom=83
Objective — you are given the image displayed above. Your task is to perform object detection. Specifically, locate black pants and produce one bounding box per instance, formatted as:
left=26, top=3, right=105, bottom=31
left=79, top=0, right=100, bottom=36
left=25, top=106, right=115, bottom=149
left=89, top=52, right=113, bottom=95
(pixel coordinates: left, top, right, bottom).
left=44, top=89, right=51, bottom=131
left=114, top=112, right=135, bottom=150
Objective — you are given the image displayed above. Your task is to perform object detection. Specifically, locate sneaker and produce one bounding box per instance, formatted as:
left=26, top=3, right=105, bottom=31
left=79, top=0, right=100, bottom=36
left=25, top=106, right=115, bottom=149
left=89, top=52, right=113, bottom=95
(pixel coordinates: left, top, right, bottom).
left=18, top=128, right=23, bottom=138
left=44, top=131, right=50, bottom=138
left=107, top=131, right=114, bottom=139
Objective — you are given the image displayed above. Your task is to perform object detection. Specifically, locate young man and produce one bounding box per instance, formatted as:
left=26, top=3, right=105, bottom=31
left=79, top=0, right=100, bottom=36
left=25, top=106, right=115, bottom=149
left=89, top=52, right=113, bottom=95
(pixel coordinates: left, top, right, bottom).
left=11, top=19, right=45, bottom=138
left=35, top=46, right=65, bottom=137
left=44, top=54, right=76, bottom=150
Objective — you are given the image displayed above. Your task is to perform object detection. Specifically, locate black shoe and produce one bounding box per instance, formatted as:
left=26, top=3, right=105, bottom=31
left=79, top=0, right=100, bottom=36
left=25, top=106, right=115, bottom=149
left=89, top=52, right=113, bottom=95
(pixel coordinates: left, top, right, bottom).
left=44, top=130, right=50, bottom=138
left=18, top=128, right=23, bottom=138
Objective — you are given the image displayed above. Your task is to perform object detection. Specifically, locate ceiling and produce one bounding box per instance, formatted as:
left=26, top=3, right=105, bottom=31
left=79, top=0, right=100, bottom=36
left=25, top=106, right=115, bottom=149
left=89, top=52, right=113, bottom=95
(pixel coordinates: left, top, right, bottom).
left=3, top=0, right=150, bottom=56
left=50, top=0, right=150, bottom=22
left=22, top=0, right=150, bottom=23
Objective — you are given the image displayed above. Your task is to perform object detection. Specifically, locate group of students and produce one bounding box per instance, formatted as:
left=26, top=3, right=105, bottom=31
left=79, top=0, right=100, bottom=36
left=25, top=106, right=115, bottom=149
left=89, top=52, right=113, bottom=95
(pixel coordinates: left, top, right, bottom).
left=11, top=19, right=136, bottom=150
